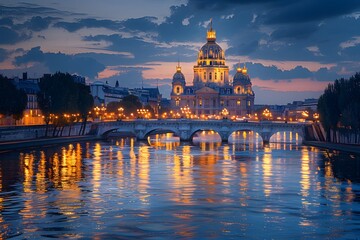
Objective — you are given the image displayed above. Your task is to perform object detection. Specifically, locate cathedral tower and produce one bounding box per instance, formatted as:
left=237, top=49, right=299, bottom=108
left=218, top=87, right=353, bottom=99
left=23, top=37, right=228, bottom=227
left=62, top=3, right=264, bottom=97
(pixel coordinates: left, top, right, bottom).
left=193, top=20, right=229, bottom=88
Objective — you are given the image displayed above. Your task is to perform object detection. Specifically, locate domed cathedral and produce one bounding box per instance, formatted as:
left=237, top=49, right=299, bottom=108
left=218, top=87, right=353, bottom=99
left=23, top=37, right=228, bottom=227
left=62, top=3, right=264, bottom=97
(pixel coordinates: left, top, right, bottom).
left=171, top=20, right=255, bottom=118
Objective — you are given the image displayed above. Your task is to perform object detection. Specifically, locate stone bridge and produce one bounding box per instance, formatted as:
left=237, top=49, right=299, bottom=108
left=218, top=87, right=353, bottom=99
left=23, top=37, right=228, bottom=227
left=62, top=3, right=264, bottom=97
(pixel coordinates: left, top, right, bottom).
left=93, top=119, right=309, bottom=144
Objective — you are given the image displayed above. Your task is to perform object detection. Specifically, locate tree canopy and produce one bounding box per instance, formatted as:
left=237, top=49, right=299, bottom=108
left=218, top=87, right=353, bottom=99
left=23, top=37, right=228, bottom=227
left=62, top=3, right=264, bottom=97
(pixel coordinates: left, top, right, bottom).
left=318, top=72, right=360, bottom=134
left=119, top=95, right=142, bottom=116
left=37, top=72, right=93, bottom=135
left=0, top=74, right=27, bottom=120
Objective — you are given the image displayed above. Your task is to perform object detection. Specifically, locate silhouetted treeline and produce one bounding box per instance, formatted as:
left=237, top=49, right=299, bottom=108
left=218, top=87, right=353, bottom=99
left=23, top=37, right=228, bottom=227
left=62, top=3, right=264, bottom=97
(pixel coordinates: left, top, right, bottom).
left=0, top=74, right=27, bottom=120
left=318, top=72, right=360, bottom=143
left=37, top=72, right=94, bottom=136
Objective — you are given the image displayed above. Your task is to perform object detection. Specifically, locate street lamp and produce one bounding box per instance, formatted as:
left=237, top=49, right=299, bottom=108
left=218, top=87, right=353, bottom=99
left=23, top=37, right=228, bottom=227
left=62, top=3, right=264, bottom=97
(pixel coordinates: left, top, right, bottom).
left=118, top=107, right=124, bottom=120
left=137, top=108, right=149, bottom=119
left=221, top=108, right=229, bottom=119
left=180, top=105, right=191, bottom=118
left=262, top=108, right=272, bottom=121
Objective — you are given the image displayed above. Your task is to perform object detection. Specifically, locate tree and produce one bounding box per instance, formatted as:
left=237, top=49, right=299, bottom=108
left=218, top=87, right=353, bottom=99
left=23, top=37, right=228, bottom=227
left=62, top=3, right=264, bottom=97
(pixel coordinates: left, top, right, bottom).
left=77, top=83, right=94, bottom=135
left=119, top=95, right=142, bottom=117
left=107, top=101, right=122, bottom=113
left=317, top=72, right=360, bottom=142
left=0, top=74, right=27, bottom=121
left=37, top=72, right=93, bottom=136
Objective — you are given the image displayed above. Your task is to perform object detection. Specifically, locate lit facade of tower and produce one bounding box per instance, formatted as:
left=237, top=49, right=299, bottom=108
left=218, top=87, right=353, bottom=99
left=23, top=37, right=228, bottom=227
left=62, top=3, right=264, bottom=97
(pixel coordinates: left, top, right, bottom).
left=171, top=21, right=255, bottom=118
left=193, top=21, right=229, bottom=88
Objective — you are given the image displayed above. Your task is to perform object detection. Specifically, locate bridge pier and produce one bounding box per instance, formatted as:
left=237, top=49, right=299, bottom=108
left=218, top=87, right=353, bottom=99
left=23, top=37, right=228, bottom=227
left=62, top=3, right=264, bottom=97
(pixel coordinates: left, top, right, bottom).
left=259, top=132, right=272, bottom=145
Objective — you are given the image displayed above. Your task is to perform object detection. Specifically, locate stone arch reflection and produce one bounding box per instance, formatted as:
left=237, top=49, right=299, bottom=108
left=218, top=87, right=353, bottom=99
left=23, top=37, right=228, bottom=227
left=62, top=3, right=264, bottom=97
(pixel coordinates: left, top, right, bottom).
left=191, top=130, right=222, bottom=150
left=228, top=130, right=263, bottom=150
left=147, top=132, right=180, bottom=149
left=270, top=131, right=302, bottom=145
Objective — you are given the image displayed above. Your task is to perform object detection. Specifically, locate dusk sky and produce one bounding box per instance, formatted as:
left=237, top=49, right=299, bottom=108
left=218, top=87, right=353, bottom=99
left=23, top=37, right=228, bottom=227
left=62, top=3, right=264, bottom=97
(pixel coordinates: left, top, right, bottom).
left=1, top=0, right=359, bottom=104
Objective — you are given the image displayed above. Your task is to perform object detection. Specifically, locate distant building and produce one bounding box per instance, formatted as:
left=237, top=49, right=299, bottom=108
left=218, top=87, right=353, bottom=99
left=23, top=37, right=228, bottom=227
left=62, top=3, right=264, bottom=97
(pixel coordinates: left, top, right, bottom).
left=72, top=74, right=86, bottom=84
left=11, top=73, right=43, bottom=125
left=90, top=81, right=130, bottom=106
left=170, top=21, right=255, bottom=117
left=89, top=81, right=162, bottom=115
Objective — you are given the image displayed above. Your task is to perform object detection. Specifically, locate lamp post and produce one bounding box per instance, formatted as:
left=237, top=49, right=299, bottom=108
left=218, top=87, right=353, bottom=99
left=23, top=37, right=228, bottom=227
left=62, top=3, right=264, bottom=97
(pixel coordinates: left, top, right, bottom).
left=118, top=107, right=124, bottom=120
left=221, top=108, right=229, bottom=119
left=180, top=106, right=191, bottom=118
left=262, top=108, right=272, bottom=121
left=137, top=108, right=149, bottom=119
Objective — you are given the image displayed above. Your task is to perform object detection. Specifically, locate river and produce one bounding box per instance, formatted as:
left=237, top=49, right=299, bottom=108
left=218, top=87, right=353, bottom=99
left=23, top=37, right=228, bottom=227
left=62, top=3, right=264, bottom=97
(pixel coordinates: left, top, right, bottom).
left=0, top=131, right=359, bottom=239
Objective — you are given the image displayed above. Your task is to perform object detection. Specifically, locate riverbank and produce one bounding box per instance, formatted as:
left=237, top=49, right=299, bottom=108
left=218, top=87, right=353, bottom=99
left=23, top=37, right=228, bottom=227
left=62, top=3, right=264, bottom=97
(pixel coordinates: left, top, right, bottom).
left=304, top=141, right=360, bottom=154
left=0, top=135, right=101, bottom=152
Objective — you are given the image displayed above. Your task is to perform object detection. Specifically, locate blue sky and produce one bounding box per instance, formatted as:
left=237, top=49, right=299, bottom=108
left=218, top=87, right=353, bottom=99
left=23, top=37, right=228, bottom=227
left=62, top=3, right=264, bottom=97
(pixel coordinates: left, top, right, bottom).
left=0, top=0, right=359, bottom=104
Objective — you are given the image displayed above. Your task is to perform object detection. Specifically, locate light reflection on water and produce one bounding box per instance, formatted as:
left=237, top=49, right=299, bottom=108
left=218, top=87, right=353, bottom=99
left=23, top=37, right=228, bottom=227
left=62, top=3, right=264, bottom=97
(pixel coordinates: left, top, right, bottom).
left=0, top=134, right=359, bottom=239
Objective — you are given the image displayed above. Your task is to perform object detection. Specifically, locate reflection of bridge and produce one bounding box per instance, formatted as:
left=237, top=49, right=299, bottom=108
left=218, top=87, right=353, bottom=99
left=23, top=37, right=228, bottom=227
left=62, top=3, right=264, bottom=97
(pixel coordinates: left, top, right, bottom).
left=93, top=119, right=309, bottom=143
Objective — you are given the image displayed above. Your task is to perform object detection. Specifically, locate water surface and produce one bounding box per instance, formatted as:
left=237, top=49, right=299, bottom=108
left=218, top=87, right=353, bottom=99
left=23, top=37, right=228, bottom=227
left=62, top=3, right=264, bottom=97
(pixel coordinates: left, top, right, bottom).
left=0, top=135, right=359, bottom=239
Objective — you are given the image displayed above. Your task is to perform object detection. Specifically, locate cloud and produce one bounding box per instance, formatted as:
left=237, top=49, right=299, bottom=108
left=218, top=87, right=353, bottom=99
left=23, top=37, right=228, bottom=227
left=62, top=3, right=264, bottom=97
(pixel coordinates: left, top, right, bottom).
left=14, top=46, right=105, bottom=78
left=242, top=62, right=341, bottom=81
left=83, top=33, right=197, bottom=64
left=306, top=46, right=323, bottom=56
left=245, top=62, right=311, bottom=80
left=265, top=0, right=360, bottom=24
left=270, top=23, right=318, bottom=40
left=121, top=16, right=158, bottom=32
left=0, top=26, right=30, bottom=44
left=22, top=16, right=54, bottom=31
left=187, top=0, right=360, bottom=24
left=0, top=17, right=14, bottom=27
left=340, top=36, right=360, bottom=49
left=252, top=86, right=323, bottom=105
left=54, top=18, right=123, bottom=32
left=227, top=40, right=259, bottom=55
left=0, top=4, right=81, bottom=18
left=0, top=48, right=8, bottom=62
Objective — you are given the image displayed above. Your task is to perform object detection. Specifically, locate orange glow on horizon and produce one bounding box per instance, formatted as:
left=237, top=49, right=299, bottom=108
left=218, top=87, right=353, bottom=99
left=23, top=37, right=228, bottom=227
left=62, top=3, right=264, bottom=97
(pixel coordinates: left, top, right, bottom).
left=97, top=68, right=122, bottom=79
left=252, top=78, right=331, bottom=92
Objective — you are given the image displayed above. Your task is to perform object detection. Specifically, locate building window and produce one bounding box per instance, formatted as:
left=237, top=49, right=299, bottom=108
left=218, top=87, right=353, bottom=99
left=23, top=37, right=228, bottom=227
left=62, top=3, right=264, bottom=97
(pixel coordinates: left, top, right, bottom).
left=237, top=100, right=241, bottom=105
left=213, top=99, right=216, bottom=107
left=215, top=72, right=217, bottom=80
left=193, top=100, right=196, bottom=107
left=176, top=86, right=180, bottom=94
left=226, top=100, right=229, bottom=106
left=187, top=89, right=191, bottom=94
left=209, top=72, right=212, bottom=80
left=210, top=61, right=212, bottom=65
left=220, top=100, right=224, bottom=106
left=176, top=99, right=180, bottom=106
left=204, top=72, right=206, bottom=79
left=227, top=89, right=230, bottom=94
left=237, top=87, right=241, bottom=94
left=221, top=72, right=223, bottom=80
left=247, top=100, right=251, bottom=107
left=199, top=98, right=202, bottom=106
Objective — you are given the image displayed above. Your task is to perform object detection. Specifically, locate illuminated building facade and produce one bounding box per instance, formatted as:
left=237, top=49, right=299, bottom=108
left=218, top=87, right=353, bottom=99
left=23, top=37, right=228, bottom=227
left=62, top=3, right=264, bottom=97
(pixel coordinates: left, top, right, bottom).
left=171, top=22, right=255, bottom=117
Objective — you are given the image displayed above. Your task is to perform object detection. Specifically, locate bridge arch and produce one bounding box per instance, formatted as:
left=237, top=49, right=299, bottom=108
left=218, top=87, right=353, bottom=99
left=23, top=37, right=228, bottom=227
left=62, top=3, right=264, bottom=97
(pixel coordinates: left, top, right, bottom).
left=144, top=128, right=180, bottom=140
left=190, top=129, right=222, bottom=142
left=102, top=128, right=136, bottom=138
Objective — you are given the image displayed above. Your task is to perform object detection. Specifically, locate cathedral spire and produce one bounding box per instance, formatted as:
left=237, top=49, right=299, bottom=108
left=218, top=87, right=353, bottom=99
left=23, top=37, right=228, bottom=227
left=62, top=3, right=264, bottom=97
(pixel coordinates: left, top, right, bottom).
left=206, top=18, right=216, bottom=42
left=176, top=60, right=181, bottom=73
left=237, top=61, right=242, bottom=72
